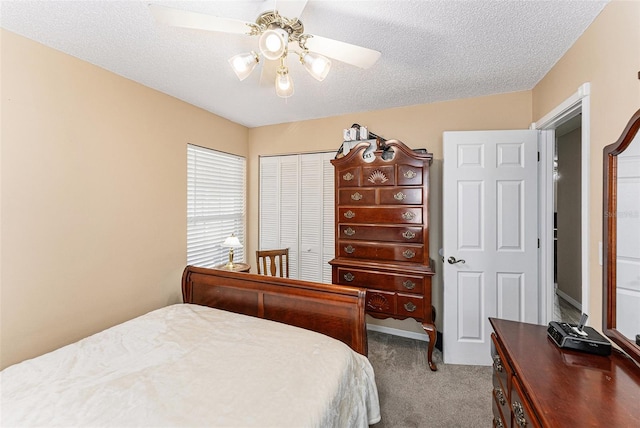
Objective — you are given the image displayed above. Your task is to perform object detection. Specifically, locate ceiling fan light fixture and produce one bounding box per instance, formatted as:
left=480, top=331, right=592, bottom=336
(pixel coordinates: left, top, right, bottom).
left=259, top=28, right=289, bottom=60
left=228, top=51, right=259, bottom=81
left=275, top=66, right=294, bottom=98
left=300, top=51, right=331, bottom=81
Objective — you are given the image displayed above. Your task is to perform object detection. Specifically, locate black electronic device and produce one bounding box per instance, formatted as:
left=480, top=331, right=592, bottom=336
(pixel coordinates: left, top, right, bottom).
left=547, top=314, right=611, bottom=356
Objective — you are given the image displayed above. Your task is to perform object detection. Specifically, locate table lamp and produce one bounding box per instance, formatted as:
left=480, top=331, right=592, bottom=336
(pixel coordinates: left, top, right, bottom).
left=222, top=234, right=243, bottom=268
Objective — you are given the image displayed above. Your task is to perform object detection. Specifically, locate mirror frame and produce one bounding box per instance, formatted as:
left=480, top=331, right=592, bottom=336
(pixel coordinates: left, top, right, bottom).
left=603, top=108, right=640, bottom=364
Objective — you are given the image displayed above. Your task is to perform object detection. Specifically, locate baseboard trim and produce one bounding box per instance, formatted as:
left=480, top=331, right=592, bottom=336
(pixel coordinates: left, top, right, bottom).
left=367, top=324, right=429, bottom=341
left=556, top=289, right=582, bottom=311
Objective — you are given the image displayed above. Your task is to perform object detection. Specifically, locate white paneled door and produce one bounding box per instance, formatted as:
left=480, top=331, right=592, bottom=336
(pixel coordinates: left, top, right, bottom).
left=443, top=130, right=539, bottom=365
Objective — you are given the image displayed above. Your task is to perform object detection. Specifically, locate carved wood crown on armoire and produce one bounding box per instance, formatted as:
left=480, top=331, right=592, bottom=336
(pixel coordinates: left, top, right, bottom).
left=330, top=138, right=438, bottom=370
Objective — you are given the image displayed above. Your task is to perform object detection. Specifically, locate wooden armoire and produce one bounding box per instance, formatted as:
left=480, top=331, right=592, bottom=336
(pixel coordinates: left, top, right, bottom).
left=330, top=138, right=437, bottom=370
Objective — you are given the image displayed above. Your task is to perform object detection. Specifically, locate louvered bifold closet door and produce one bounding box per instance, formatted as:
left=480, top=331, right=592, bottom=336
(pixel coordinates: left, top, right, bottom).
left=187, top=144, right=246, bottom=268
left=259, top=152, right=334, bottom=282
left=259, top=155, right=300, bottom=278
left=321, top=152, right=335, bottom=283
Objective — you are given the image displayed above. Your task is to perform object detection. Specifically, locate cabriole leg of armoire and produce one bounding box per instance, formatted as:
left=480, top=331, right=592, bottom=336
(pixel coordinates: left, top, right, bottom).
left=422, top=322, right=437, bottom=371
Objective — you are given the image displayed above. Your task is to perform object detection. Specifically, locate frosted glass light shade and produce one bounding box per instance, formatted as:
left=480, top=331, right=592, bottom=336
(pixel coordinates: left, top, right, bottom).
left=222, top=235, right=242, bottom=248
left=300, top=51, right=331, bottom=81
left=258, top=28, right=288, bottom=60
left=275, top=67, right=294, bottom=98
left=228, top=52, right=259, bottom=81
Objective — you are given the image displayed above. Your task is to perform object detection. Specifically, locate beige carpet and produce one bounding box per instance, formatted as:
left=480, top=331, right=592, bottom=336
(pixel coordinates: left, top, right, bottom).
left=368, top=331, right=493, bottom=427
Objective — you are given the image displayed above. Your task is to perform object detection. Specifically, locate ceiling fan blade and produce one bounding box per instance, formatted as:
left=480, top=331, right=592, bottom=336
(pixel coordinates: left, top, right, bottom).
left=149, top=4, right=253, bottom=35
left=274, top=0, right=309, bottom=19
left=303, top=35, right=381, bottom=69
left=259, top=59, right=279, bottom=87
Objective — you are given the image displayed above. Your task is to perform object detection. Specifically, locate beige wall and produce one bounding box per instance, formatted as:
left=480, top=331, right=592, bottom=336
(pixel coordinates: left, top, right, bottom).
left=247, top=92, right=533, bottom=334
left=556, top=127, right=582, bottom=304
left=0, top=30, right=248, bottom=369
left=532, top=0, right=640, bottom=330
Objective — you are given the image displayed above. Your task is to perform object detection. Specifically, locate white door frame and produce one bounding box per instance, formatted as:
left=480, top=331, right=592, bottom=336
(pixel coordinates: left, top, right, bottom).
left=531, top=82, right=591, bottom=324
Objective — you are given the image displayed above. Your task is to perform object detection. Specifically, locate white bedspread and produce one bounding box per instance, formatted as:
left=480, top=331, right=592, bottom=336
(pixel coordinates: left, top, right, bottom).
left=1, top=304, right=380, bottom=427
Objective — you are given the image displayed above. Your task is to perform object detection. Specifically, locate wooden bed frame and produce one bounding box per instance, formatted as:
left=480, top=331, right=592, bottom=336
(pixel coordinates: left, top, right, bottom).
left=182, top=266, right=369, bottom=355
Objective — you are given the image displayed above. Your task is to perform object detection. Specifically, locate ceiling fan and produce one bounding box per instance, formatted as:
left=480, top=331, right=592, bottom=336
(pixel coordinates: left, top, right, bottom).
left=149, top=1, right=381, bottom=98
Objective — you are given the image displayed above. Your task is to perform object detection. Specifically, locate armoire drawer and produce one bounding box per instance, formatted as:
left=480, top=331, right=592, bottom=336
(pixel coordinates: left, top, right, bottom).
left=338, top=241, right=424, bottom=262
left=365, top=291, right=426, bottom=319
left=339, top=207, right=423, bottom=224
left=378, top=187, right=423, bottom=205
left=339, top=224, right=423, bottom=243
left=339, top=188, right=376, bottom=205
left=335, top=267, right=426, bottom=293
left=338, top=167, right=362, bottom=187
left=397, top=164, right=423, bottom=186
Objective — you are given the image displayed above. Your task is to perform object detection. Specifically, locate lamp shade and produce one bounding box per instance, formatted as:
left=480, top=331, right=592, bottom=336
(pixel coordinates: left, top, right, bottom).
left=222, top=235, right=242, bottom=248
left=228, top=51, right=259, bottom=81
left=275, top=66, right=294, bottom=98
left=300, top=51, right=331, bottom=81
left=258, top=28, right=288, bottom=60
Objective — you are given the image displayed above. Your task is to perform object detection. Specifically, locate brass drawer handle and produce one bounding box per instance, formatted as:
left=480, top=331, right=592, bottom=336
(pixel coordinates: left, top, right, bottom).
left=344, top=210, right=355, bottom=219
left=494, top=387, right=506, bottom=406
left=404, top=302, right=417, bottom=312
left=402, top=230, right=416, bottom=239
left=494, top=416, right=504, bottom=428
left=401, top=211, right=416, bottom=220
left=344, top=245, right=355, bottom=254
left=492, top=355, right=503, bottom=373
left=343, top=172, right=354, bottom=181
left=404, top=170, right=417, bottom=179
left=344, top=227, right=356, bottom=236
left=512, top=401, right=527, bottom=427
left=402, top=280, right=416, bottom=290
left=351, top=192, right=363, bottom=201
left=343, top=272, right=355, bottom=282
left=403, top=249, right=416, bottom=259
left=394, top=191, right=406, bottom=201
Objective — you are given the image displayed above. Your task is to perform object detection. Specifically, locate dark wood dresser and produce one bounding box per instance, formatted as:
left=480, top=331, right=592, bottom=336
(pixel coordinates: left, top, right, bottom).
left=490, top=318, right=640, bottom=427
left=329, top=138, right=437, bottom=370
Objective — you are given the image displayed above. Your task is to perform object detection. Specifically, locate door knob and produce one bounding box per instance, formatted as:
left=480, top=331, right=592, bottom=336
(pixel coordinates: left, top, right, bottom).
left=447, top=256, right=466, bottom=265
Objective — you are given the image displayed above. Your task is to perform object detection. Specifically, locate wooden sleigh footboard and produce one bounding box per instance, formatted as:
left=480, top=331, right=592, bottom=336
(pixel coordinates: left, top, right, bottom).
left=182, top=266, right=369, bottom=355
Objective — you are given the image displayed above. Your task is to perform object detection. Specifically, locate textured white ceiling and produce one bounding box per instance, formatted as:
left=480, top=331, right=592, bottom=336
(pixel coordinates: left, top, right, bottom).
left=1, top=0, right=608, bottom=128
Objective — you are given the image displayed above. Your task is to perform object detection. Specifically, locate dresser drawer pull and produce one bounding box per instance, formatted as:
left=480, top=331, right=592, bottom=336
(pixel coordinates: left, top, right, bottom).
left=494, top=387, right=506, bottom=406
left=343, top=272, right=355, bottom=282
left=402, top=280, right=416, bottom=290
left=344, top=245, right=355, bottom=254
left=344, top=210, right=356, bottom=219
left=343, top=172, right=354, bottom=181
left=402, top=230, right=416, bottom=239
left=403, top=249, right=416, bottom=259
left=404, top=170, right=417, bottom=179
left=344, top=227, right=356, bottom=236
left=401, top=212, right=416, bottom=220
left=351, top=192, right=363, bottom=201
left=404, top=302, right=417, bottom=312
left=512, top=401, right=527, bottom=427
left=494, top=416, right=504, bottom=428
left=492, top=355, right=503, bottom=373
left=393, top=191, right=407, bottom=201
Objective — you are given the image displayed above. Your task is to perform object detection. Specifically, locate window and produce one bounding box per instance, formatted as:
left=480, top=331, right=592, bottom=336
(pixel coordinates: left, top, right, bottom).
left=187, top=144, right=246, bottom=268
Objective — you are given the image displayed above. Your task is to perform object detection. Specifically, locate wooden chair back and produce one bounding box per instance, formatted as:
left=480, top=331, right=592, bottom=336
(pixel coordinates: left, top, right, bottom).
left=256, top=248, right=289, bottom=278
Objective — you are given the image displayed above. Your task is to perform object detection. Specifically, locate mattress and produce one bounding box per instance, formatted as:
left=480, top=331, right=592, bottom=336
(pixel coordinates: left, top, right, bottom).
left=0, top=304, right=380, bottom=427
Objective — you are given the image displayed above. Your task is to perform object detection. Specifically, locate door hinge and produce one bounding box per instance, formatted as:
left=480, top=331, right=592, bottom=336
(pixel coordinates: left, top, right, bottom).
left=538, top=238, right=540, bottom=248
left=538, top=152, right=540, bottom=162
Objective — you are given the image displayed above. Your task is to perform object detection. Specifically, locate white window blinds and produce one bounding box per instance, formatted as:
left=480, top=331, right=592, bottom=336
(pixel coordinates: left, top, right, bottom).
left=187, top=144, right=246, bottom=268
